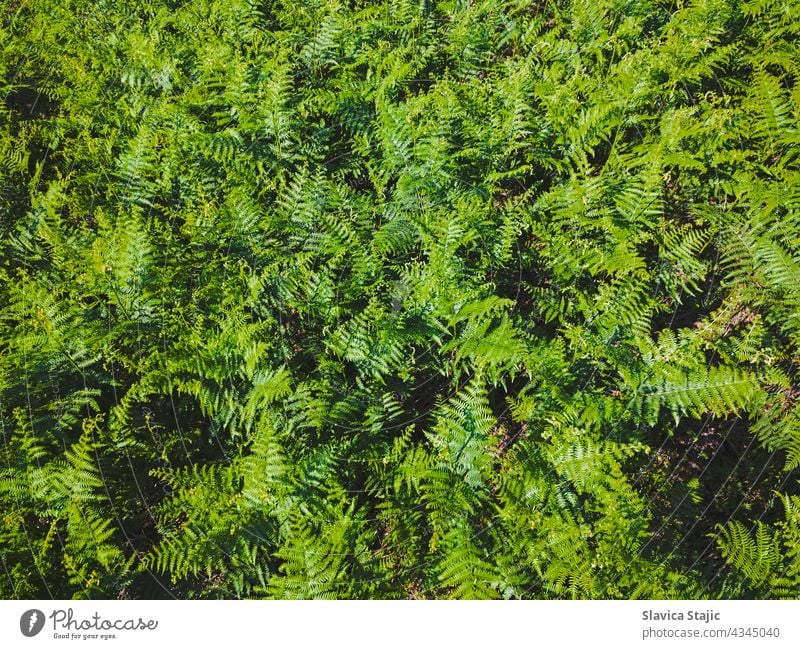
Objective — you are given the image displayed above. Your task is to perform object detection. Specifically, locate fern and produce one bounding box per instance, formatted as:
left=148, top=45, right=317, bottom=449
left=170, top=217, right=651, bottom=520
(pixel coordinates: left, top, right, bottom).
left=2, top=0, right=799, bottom=600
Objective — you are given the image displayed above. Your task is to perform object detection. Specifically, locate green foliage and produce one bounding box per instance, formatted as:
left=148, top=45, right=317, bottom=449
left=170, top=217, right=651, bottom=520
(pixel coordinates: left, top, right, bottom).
left=1, top=0, right=799, bottom=599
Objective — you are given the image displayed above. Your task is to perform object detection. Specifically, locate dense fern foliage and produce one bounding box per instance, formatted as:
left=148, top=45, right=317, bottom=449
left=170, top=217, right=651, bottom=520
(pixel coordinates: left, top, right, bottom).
left=2, top=0, right=799, bottom=599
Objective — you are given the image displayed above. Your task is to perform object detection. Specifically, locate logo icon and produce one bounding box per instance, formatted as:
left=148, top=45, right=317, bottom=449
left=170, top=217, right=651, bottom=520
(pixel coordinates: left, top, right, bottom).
left=20, top=609, right=45, bottom=637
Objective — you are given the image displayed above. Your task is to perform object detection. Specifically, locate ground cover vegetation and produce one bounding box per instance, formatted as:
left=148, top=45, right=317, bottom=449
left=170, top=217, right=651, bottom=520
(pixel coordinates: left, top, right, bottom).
left=1, top=0, right=799, bottom=599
